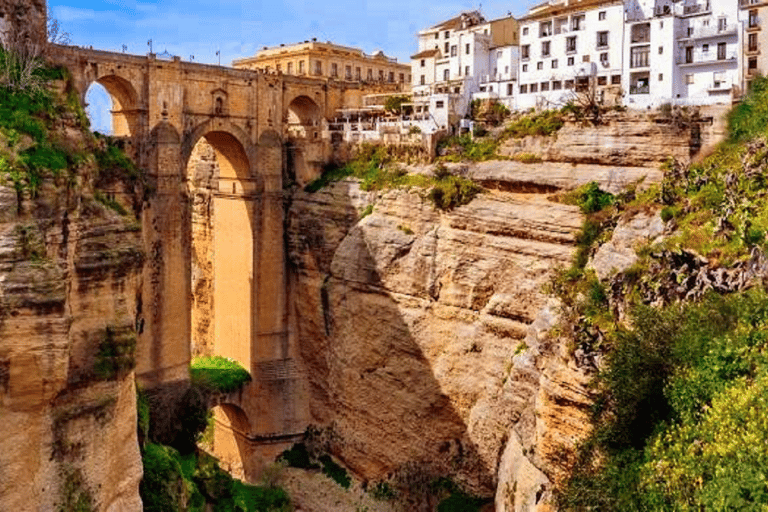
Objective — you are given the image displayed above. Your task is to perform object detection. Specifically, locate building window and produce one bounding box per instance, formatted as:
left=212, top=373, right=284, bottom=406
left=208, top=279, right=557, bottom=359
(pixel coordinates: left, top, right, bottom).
left=611, top=75, right=621, bottom=84
left=465, top=65, right=470, bottom=75
left=345, top=65, right=352, bottom=79
left=750, top=9, right=759, bottom=28
left=530, top=83, right=538, bottom=93
left=507, top=83, right=513, bottom=95
left=367, top=68, right=373, bottom=80
left=565, top=79, right=574, bottom=89
left=568, top=56, right=574, bottom=66
left=331, top=63, right=338, bottom=77
left=686, top=73, right=694, bottom=84
left=597, top=31, right=609, bottom=49
left=522, top=27, right=529, bottom=36
left=379, top=69, right=384, bottom=81
left=749, top=57, right=758, bottom=74
left=314, top=60, right=322, bottom=75
left=542, top=41, right=551, bottom=57
left=520, top=84, right=528, bottom=94
left=399, top=73, right=404, bottom=82
left=521, top=45, right=530, bottom=60
left=598, top=11, right=606, bottom=21
left=436, top=100, right=444, bottom=108
left=444, top=30, right=450, bottom=38
left=287, top=62, right=293, bottom=74
left=444, top=42, right=449, bottom=54
left=571, top=14, right=585, bottom=31
left=553, top=80, right=562, bottom=90
left=420, top=75, right=425, bottom=85
left=630, top=45, right=650, bottom=68
left=717, top=42, right=727, bottom=60
left=298, top=61, right=305, bottom=74
left=659, top=46, right=663, bottom=55
left=541, top=82, right=550, bottom=91
left=420, top=59, right=425, bottom=67
left=583, top=55, right=590, bottom=62
left=718, top=17, right=727, bottom=32
left=552, top=59, right=558, bottom=69
left=539, top=21, right=552, bottom=37
left=600, top=52, right=609, bottom=63
left=566, top=36, right=577, bottom=53
left=659, top=73, right=664, bottom=81
left=443, top=69, right=449, bottom=80
left=703, top=43, right=709, bottom=53
left=597, top=76, right=607, bottom=85
left=451, top=45, right=457, bottom=57
left=355, top=67, right=361, bottom=80
left=466, top=43, right=470, bottom=54
left=522, top=64, right=528, bottom=72
left=537, top=61, right=543, bottom=70
left=749, top=33, right=758, bottom=52
left=389, top=71, right=394, bottom=82
left=435, top=32, right=439, bottom=39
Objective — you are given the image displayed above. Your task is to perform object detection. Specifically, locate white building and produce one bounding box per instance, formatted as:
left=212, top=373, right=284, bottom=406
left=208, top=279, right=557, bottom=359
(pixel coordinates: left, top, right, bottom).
left=516, top=0, right=626, bottom=111
left=411, top=11, right=519, bottom=130
left=625, top=0, right=741, bottom=108
left=474, top=44, right=521, bottom=109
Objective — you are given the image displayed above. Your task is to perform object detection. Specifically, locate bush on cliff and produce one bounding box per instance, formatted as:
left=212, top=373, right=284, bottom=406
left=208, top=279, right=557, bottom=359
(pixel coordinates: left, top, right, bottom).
left=190, top=355, right=251, bottom=393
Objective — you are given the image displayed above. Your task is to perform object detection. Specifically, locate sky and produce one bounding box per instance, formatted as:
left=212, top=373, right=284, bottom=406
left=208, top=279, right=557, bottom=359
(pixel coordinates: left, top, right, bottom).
left=49, top=0, right=532, bottom=132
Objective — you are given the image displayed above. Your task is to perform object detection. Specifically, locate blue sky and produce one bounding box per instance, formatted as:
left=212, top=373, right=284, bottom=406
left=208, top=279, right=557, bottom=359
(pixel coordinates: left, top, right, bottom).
left=51, top=0, right=531, bottom=131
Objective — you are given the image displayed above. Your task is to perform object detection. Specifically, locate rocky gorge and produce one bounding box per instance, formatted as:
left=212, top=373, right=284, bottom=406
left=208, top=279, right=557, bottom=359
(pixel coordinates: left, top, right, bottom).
left=0, top=45, right=740, bottom=511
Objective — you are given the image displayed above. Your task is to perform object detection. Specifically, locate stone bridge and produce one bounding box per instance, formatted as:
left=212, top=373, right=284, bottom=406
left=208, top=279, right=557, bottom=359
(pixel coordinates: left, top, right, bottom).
left=45, top=43, right=380, bottom=477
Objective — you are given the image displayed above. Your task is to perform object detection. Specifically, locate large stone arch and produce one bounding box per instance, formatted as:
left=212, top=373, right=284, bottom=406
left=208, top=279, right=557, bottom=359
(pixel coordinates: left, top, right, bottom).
left=183, top=121, right=260, bottom=373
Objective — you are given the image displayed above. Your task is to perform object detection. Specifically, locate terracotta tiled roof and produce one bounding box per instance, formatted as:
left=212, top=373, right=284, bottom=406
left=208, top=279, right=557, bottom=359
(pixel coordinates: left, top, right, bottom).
left=411, top=49, right=440, bottom=59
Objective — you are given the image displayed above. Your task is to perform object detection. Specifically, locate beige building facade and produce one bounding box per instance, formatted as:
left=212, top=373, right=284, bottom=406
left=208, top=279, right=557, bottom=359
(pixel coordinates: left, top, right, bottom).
left=233, top=39, right=411, bottom=87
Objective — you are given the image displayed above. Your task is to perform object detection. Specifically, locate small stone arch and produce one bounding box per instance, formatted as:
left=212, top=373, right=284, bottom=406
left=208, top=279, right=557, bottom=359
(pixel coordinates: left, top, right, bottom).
left=285, top=95, right=323, bottom=139
left=85, top=74, right=141, bottom=137
left=209, top=403, right=254, bottom=480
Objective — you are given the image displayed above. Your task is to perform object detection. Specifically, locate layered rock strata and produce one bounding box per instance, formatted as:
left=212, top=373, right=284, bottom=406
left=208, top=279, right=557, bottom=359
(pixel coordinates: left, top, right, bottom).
left=0, top=185, right=144, bottom=511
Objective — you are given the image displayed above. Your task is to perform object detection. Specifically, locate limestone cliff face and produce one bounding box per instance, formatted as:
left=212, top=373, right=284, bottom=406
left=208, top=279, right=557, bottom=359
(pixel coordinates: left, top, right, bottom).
left=499, top=112, right=700, bottom=166
left=287, top=167, right=612, bottom=507
left=0, top=184, right=144, bottom=511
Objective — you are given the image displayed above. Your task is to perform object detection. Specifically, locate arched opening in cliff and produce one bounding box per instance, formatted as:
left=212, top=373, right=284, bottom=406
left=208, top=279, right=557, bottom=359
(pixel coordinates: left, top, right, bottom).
left=186, top=130, right=255, bottom=372
left=207, top=403, right=254, bottom=481
left=84, top=75, right=139, bottom=138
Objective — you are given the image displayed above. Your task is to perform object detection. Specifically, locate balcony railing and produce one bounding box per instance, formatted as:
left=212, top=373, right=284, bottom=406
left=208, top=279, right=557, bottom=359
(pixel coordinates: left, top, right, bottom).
left=681, top=3, right=711, bottom=16
left=630, top=84, right=649, bottom=94
left=677, top=25, right=738, bottom=40
left=677, top=50, right=738, bottom=65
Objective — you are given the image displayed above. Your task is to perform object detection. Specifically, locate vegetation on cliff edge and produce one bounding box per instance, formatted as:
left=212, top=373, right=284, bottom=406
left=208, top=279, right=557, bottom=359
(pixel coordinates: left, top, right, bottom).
left=556, top=75, right=768, bottom=511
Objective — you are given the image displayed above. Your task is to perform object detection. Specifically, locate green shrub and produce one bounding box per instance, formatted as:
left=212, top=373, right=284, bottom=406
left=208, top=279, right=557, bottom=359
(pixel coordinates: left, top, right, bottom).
left=320, top=454, right=352, bottom=489
left=370, top=481, right=396, bottom=501
left=728, top=75, right=768, bottom=143
left=360, top=204, right=374, bottom=218
left=384, top=95, right=410, bottom=114
left=94, top=190, right=128, bottom=216
left=427, top=175, right=482, bottom=210
left=278, top=442, right=318, bottom=470
left=503, top=108, right=565, bottom=138
left=190, top=355, right=251, bottom=393
left=93, top=326, right=136, bottom=380
left=140, top=443, right=186, bottom=512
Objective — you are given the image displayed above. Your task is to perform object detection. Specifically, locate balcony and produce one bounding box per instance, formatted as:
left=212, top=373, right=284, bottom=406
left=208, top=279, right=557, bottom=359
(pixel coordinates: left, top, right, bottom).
left=677, top=25, right=739, bottom=40
left=680, top=3, right=711, bottom=17
left=677, top=50, right=738, bottom=65
left=630, top=84, right=649, bottom=94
